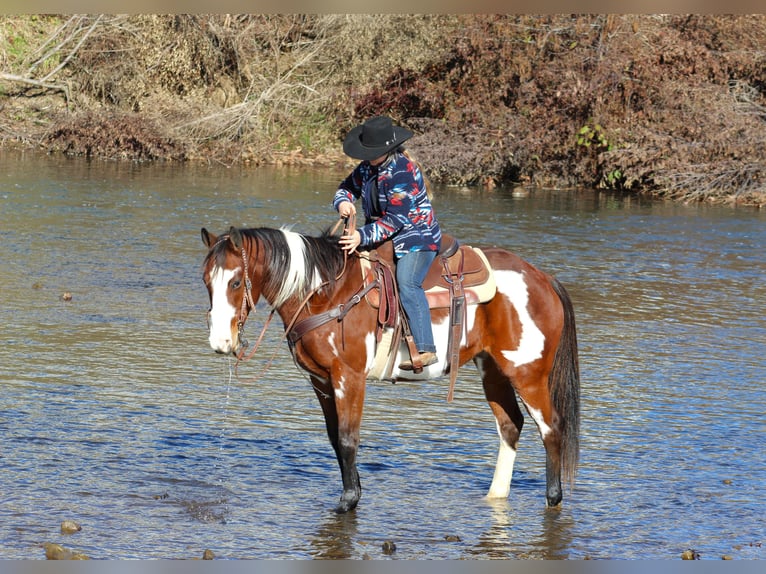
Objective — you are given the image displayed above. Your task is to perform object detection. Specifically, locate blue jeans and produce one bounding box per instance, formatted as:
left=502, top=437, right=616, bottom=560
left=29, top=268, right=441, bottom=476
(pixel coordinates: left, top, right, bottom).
left=396, top=250, right=438, bottom=353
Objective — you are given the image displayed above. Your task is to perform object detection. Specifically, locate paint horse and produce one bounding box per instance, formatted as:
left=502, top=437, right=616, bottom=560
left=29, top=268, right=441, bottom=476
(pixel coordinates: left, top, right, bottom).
left=201, top=225, right=580, bottom=513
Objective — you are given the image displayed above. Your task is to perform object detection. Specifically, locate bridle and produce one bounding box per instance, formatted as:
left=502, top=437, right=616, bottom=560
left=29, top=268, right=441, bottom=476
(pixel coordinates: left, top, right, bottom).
left=236, top=241, right=257, bottom=348
left=234, top=238, right=276, bottom=364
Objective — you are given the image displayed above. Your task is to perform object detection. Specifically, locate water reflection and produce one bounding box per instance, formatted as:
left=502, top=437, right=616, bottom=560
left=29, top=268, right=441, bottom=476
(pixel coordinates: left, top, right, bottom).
left=466, top=499, right=574, bottom=559
left=470, top=499, right=518, bottom=559
left=310, top=511, right=359, bottom=560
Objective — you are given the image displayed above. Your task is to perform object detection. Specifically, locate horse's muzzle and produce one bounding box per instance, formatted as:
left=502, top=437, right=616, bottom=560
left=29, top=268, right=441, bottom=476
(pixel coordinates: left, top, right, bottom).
left=209, top=336, right=240, bottom=356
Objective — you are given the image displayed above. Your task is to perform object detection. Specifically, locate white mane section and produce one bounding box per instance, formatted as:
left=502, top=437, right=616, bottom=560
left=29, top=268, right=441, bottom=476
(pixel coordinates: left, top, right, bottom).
left=270, top=228, right=322, bottom=307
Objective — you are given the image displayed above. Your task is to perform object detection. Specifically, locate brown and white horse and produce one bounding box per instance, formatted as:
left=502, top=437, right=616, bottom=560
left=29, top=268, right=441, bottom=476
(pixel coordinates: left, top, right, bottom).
left=201, top=225, right=580, bottom=513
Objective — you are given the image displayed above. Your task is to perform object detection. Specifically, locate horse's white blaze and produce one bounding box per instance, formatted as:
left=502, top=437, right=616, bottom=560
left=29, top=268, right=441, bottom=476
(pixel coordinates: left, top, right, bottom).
left=525, top=405, right=552, bottom=439
left=487, top=428, right=517, bottom=499
left=208, top=266, right=239, bottom=353
left=495, top=270, right=545, bottom=367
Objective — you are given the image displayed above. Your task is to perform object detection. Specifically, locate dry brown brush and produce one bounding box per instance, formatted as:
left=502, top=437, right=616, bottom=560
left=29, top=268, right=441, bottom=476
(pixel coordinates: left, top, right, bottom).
left=1, top=14, right=765, bottom=205
left=350, top=15, right=766, bottom=205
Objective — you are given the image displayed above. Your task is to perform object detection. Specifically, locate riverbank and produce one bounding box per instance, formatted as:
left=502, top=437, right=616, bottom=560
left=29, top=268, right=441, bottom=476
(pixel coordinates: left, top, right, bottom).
left=1, top=15, right=764, bottom=206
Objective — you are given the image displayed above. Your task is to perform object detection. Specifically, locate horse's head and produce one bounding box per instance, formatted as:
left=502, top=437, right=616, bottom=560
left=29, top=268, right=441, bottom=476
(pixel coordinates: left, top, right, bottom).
left=201, top=226, right=259, bottom=355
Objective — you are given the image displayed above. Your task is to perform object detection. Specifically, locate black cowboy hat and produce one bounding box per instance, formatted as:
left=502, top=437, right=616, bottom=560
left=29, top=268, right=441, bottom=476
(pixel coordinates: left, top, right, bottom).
left=342, top=116, right=414, bottom=161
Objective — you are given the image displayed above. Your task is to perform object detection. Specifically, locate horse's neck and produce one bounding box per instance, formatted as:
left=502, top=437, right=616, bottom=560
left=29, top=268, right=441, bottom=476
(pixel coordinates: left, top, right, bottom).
left=271, top=255, right=359, bottom=326
left=271, top=296, right=303, bottom=325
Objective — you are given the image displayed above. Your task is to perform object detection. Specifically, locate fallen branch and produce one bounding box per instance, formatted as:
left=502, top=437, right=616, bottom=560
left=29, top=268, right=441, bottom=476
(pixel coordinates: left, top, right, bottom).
left=1, top=15, right=108, bottom=106
left=664, top=161, right=765, bottom=203
left=0, top=72, right=69, bottom=102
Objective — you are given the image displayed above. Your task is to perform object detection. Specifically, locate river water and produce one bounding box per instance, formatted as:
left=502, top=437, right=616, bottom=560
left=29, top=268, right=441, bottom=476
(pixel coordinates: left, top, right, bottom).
left=0, top=150, right=763, bottom=560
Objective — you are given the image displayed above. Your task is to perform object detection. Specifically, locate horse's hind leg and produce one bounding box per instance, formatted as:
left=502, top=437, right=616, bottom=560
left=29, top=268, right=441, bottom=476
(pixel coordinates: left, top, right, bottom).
left=543, top=433, right=563, bottom=507
left=480, top=355, right=564, bottom=507
left=516, top=383, right=563, bottom=507
left=476, top=353, right=525, bottom=499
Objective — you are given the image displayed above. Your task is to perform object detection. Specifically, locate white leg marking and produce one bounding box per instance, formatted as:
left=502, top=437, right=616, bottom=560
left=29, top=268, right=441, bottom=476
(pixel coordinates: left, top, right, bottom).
left=487, top=429, right=517, bottom=499
left=525, top=404, right=552, bottom=440
left=208, top=266, right=239, bottom=353
left=495, top=270, right=545, bottom=367
left=475, top=354, right=517, bottom=498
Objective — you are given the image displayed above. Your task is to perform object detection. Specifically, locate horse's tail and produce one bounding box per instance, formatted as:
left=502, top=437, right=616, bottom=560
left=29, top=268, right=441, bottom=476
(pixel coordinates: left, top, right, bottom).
left=548, top=276, right=580, bottom=488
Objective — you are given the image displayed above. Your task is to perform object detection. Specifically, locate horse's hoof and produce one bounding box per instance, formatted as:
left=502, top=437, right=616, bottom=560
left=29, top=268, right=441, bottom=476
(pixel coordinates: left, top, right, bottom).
left=334, top=501, right=357, bottom=514
left=546, top=487, right=562, bottom=508
left=335, top=493, right=359, bottom=514
left=545, top=496, right=562, bottom=508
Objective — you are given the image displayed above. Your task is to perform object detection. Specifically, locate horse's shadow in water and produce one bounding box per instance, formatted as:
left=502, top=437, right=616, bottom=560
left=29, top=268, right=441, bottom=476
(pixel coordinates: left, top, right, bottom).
left=309, top=511, right=359, bottom=560
left=466, top=497, right=576, bottom=559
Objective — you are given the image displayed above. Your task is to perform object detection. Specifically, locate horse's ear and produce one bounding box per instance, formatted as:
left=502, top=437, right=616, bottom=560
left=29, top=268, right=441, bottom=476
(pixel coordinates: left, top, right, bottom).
left=201, top=227, right=217, bottom=248
left=229, top=226, right=243, bottom=249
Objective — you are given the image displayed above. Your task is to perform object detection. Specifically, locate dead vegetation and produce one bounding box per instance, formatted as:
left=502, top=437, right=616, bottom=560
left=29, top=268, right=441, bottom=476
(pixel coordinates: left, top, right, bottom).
left=1, top=14, right=764, bottom=205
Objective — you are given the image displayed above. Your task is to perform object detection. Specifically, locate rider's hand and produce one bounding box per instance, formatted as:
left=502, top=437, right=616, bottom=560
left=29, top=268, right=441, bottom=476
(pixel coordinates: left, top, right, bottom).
left=338, top=201, right=356, bottom=218
left=339, top=229, right=361, bottom=253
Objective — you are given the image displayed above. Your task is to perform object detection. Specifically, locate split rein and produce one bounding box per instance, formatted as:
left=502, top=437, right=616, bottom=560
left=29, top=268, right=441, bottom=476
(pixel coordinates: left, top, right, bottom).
left=232, top=217, right=360, bottom=377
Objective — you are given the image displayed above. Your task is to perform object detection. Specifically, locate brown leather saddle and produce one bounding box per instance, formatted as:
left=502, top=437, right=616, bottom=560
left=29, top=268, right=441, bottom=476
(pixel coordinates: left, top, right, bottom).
left=359, top=234, right=497, bottom=401
left=360, top=235, right=496, bottom=310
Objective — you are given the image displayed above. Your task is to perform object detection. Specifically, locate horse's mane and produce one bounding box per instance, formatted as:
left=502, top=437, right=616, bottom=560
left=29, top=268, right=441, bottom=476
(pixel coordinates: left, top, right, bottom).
left=207, top=227, right=346, bottom=307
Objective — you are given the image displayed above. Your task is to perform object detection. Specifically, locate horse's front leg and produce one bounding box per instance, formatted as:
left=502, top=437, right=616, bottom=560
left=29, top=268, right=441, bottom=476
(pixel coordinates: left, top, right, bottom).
left=311, top=366, right=366, bottom=513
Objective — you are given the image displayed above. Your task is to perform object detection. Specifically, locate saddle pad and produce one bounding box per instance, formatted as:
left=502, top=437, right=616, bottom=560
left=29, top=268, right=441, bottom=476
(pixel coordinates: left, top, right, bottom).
left=368, top=326, right=397, bottom=380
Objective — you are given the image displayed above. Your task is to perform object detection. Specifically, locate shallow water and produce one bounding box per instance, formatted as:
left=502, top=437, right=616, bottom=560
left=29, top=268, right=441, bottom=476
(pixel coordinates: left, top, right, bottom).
left=1, top=151, right=764, bottom=559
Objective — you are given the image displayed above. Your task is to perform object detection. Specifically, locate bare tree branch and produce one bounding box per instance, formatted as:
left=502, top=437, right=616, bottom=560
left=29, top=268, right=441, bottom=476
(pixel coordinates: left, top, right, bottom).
left=26, top=15, right=86, bottom=75
left=40, top=14, right=103, bottom=82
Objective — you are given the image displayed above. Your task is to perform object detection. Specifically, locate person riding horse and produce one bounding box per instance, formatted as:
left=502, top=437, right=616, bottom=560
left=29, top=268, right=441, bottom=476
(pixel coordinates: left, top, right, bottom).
left=333, top=115, right=441, bottom=370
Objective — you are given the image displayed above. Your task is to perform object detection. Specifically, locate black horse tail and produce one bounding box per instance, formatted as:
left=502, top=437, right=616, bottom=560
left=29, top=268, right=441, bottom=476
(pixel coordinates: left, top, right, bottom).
left=548, top=276, right=581, bottom=488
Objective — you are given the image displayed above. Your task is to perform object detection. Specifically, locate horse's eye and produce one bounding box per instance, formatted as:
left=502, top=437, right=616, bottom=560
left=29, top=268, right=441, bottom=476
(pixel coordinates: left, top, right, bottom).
left=231, top=280, right=241, bottom=289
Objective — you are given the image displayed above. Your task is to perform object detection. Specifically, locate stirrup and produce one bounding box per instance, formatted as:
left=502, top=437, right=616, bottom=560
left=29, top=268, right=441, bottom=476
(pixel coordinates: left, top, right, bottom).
left=399, top=351, right=438, bottom=371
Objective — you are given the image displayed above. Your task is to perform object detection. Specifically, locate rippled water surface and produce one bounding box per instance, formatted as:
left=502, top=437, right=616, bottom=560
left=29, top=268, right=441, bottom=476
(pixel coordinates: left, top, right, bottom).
left=1, top=151, right=764, bottom=560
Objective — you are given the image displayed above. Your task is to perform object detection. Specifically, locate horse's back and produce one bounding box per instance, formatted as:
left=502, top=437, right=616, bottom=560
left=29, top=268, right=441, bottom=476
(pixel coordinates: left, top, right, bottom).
left=481, top=246, right=559, bottom=297
left=481, top=246, right=550, bottom=277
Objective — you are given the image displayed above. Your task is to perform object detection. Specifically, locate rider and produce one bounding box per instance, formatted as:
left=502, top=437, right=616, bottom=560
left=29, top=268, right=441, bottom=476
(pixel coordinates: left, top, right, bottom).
left=333, top=115, right=442, bottom=370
